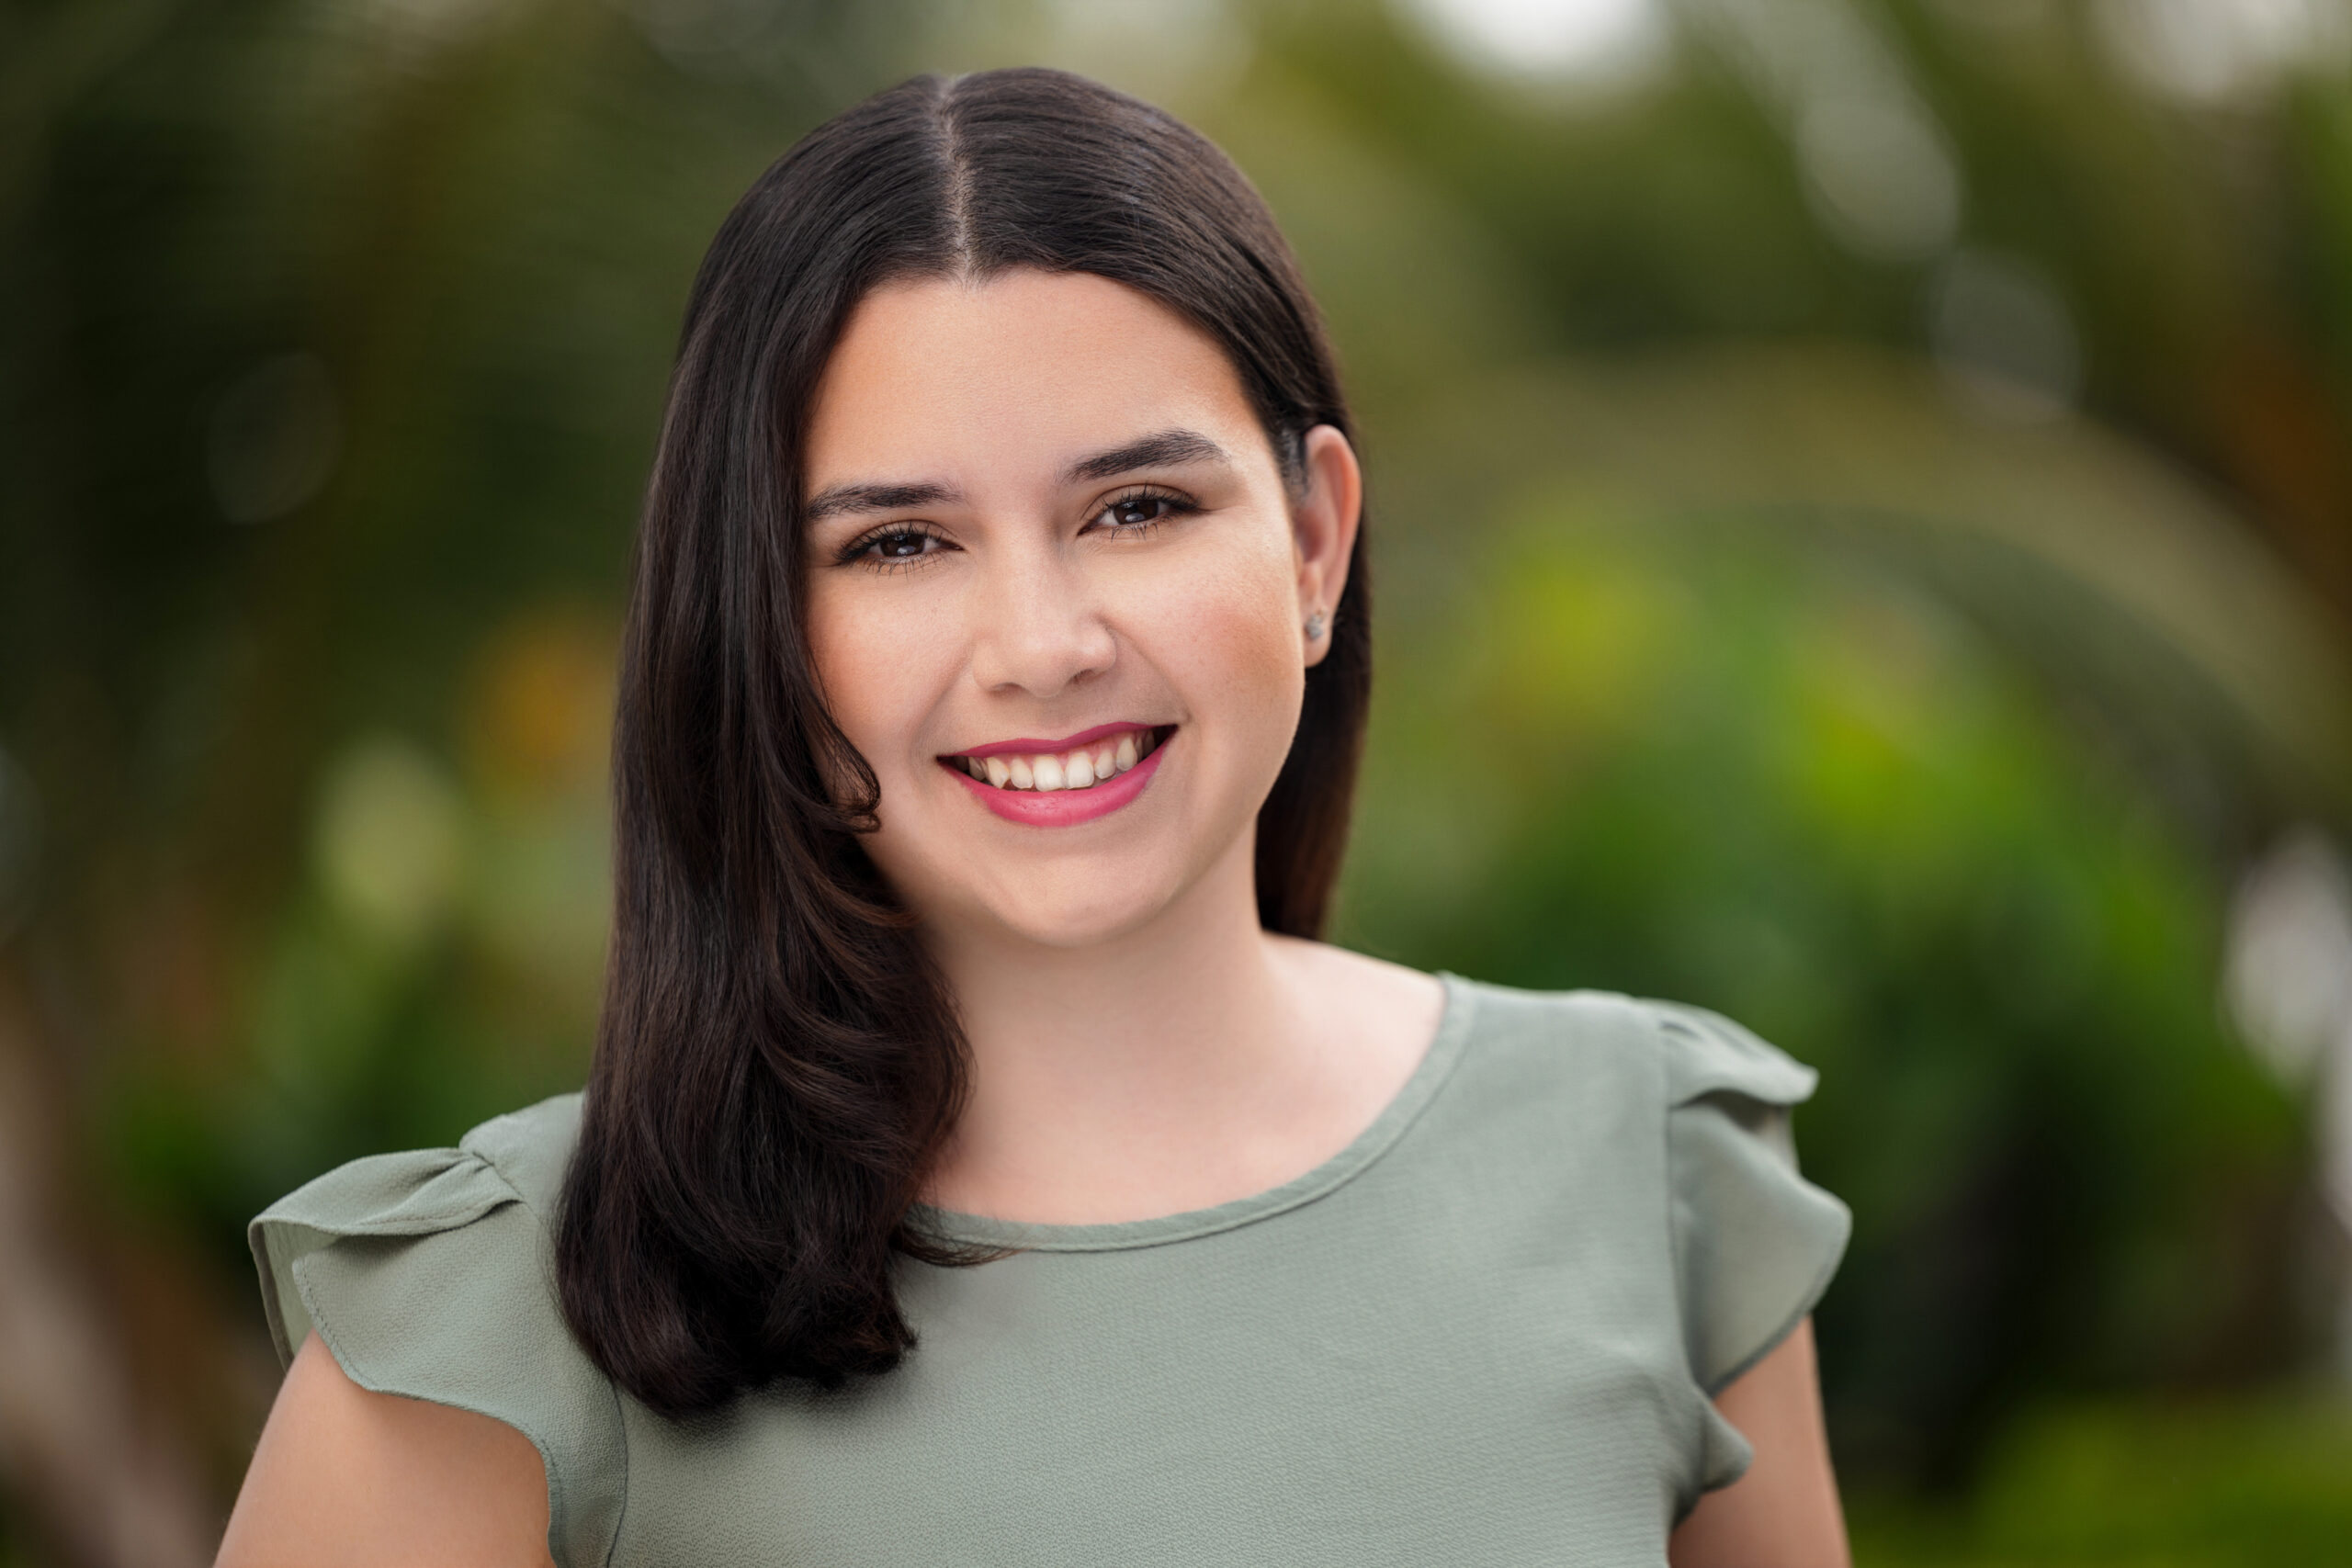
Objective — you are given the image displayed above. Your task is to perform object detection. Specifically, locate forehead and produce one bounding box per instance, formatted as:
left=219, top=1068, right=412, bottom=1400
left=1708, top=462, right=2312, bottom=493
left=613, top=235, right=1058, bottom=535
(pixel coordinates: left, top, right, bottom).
left=804, top=269, right=1265, bottom=489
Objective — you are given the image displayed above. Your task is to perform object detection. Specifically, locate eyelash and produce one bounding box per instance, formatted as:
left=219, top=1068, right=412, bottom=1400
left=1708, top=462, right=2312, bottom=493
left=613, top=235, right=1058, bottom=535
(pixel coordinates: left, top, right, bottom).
left=833, top=486, right=1200, bottom=572
left=836, top=523, right=951, bottom=573
left=1089, top=485, right=1199, bottom=539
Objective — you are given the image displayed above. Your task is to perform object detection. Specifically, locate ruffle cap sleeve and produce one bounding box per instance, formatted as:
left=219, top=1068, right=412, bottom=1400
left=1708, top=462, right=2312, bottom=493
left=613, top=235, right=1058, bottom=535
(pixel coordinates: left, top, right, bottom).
left=248, top=1094, right=624, bottom=1568
left=1648, top=1001, right=1850, bottom=1492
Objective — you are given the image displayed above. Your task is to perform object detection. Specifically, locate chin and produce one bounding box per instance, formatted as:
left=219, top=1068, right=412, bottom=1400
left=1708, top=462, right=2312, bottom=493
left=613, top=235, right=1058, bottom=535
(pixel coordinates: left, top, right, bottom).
left=973, top=875, right=1173, bottom=950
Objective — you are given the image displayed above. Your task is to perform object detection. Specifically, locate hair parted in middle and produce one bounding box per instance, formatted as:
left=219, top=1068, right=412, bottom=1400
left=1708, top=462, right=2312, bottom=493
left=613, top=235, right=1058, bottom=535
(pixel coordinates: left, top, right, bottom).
left=556, top=66, right=1373, bottom=1418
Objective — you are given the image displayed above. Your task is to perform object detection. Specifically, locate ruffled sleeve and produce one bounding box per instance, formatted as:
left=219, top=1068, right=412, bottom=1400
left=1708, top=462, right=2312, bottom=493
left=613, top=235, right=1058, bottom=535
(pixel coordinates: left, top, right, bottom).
left=247, top=1095, right=625, bottom=1568
left=1649, top=1001, right=1850, bottom=1492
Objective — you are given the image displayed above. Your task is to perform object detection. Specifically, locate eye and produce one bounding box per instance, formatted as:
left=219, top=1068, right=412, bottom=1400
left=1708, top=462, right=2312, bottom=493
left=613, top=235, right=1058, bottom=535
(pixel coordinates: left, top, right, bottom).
left=1092, top=488, right=1197, bottom=535
left=868, top=530, right=934, bottom=558
left=1108, top=496, right=1170, bottom=528
left=838, top=525, right=955, bottom=570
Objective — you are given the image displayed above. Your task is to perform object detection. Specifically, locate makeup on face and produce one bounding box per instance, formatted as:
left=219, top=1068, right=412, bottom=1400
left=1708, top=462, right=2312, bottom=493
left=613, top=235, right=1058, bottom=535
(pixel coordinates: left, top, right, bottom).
left=940, top=723, right=1174, bottom=826
left=799, top=269, right=1331, bottom=947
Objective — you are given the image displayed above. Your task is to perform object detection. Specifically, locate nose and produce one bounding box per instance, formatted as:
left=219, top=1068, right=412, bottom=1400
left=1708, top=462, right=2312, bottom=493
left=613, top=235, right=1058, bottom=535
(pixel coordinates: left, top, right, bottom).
left=964, top=544, right=1117, bottom=700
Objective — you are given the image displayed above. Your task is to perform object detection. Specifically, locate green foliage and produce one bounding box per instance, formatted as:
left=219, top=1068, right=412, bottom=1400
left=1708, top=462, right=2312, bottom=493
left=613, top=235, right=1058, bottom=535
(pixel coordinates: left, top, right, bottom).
left=6, top=0, right=2351, bottom=1551
left=1338, top=511, right=2311, bottom=1483
left=1850, top=1391, right=2352, bottom=1565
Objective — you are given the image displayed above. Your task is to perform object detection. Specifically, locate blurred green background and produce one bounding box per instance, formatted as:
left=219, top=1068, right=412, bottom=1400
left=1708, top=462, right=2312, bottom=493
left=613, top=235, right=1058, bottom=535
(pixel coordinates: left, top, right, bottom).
left=7, top=0, right=2352, bottom=1561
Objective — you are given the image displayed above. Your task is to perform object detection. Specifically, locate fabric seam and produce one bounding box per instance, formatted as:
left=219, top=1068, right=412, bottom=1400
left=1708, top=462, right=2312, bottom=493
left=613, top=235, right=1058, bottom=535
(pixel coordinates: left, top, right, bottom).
left=1700, top=1212, right=1847, bottom=1400
left=286, top=1189, right=578, bottom=1560
left=1641, top=997, right=1724, bottom=1512
left=467, top=1115, right=634, bottom=1568
left=911, top=974, right=1482, bottom=1253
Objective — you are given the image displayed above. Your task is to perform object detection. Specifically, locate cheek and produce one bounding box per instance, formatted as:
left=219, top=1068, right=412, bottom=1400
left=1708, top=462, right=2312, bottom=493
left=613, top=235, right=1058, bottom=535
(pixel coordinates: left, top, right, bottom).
left=1129, top=538, right=1304, bottom=752
left=803, top=583, right=947, bottom=768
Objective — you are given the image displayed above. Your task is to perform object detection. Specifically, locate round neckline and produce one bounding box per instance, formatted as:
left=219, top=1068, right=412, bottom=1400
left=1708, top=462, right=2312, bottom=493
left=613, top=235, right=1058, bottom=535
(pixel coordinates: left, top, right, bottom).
left=909, top=971, right=1478, bottom=1254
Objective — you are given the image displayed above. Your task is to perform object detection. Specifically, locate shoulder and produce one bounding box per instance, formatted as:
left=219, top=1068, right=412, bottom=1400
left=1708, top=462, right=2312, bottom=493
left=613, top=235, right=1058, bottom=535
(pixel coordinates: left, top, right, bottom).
left=220, top=1333, right=557, bottom=1568
left=1443, top=978, right=1822, bottom=1111
left=1443, top=981, right=1849, bottom=1477
left=254, top=1092, right=583, bottom=1270
left=458, top=1091, right=588, bottom=1213
left=1643, top=999, right=1821, bottom=1111
left=247, top=1092, right=623, bottom=1567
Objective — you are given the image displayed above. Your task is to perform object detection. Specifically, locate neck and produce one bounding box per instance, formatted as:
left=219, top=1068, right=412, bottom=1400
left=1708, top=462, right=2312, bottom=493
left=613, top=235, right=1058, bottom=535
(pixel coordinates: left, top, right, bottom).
left=921, top=832, right=1322, bottom=1218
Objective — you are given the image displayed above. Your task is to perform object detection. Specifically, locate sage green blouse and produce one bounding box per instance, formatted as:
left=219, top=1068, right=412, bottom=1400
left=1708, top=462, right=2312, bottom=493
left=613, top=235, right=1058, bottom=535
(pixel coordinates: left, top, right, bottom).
left=251, top=977, right=1849, bottom=1567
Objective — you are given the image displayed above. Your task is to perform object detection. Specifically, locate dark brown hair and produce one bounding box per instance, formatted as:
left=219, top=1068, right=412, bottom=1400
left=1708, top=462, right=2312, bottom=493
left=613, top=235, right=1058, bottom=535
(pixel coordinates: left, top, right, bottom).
left=556, top=67, right=1372, bottom=1417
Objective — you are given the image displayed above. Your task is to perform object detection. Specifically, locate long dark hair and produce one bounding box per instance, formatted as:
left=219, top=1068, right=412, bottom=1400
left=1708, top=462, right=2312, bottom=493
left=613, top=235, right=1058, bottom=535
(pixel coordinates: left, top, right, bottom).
left=556, top=68, right=1373, bottom=1417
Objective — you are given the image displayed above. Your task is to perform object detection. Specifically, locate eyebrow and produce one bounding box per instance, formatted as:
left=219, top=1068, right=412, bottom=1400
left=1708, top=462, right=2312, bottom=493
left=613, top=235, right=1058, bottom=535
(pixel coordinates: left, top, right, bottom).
left=1063, top=428, right=1232, bottom=484
left=803, top=480, right=963, bottom=524
left=801, top=429, right=1233, bottom=524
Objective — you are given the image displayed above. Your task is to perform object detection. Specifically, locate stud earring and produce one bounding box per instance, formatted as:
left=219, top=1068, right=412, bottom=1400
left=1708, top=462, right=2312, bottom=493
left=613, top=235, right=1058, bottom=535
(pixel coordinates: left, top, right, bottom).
left=1304, top=610, right=1328, bottom=641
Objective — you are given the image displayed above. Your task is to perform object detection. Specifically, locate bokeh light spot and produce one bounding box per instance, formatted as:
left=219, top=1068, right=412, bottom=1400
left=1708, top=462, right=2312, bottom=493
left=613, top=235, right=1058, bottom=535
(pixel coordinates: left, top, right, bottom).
left=1398, top=0, right=1671, bottom=85
left=1795, top=94, right=1962, bottom=261
left=311, top=736, right=466, bottom=945
left=1929, top=249, right=2085, bottom=423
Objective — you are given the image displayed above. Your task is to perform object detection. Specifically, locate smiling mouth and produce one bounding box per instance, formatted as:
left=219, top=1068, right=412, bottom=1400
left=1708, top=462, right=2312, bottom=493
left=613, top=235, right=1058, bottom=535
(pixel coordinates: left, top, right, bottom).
left=943, top=725, right=1172, bottom=793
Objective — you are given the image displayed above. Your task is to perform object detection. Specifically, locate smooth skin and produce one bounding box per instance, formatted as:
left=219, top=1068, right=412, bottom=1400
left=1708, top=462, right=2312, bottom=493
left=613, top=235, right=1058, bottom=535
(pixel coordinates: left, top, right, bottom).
left=218, top=269, right=1847, bottom=1567
left=218, top=1334, right=554, bottom=1568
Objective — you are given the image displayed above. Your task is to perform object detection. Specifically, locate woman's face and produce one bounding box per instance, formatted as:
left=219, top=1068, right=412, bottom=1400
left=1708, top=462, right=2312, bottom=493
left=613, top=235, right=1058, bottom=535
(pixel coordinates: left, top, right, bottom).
left=800, top=268, right=1358, bottom=950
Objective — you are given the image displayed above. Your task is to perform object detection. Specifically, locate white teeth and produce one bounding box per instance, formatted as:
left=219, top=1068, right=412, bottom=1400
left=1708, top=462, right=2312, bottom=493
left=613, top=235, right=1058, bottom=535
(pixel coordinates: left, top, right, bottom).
left=957, top=729, right=1162, bottom=794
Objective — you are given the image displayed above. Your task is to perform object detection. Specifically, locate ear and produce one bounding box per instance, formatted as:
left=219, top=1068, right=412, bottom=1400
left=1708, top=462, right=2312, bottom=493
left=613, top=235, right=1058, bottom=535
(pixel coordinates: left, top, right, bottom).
left=1292, top=424, right=1362, bottom=669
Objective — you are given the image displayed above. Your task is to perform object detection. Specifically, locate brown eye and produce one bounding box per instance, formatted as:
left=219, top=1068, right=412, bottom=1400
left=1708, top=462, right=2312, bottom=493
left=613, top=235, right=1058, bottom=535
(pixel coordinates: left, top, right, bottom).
left=833, top=524, right=956, bottom=570
left=1106, top=496, right=1171, bottom=528
left=869, top=530, right=932, bottom=558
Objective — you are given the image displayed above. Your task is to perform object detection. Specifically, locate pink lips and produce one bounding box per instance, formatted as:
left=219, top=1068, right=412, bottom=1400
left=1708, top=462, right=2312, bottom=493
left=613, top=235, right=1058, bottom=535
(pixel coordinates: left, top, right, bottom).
left=953, top=721, right=1148, bottom=761
left=941, top=726, right=1172, bottom=827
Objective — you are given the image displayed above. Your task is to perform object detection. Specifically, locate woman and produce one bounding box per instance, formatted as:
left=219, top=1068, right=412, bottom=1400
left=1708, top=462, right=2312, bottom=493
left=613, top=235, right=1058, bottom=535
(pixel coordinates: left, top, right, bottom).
left=220, top=68, right=1850, bottom=1567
